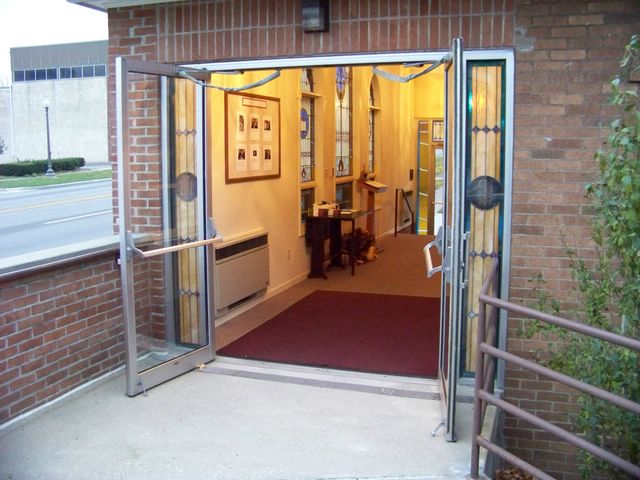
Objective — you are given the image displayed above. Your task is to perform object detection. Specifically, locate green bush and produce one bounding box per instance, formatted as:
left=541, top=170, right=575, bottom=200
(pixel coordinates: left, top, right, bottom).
left=0, top=157, right=85, bottom=176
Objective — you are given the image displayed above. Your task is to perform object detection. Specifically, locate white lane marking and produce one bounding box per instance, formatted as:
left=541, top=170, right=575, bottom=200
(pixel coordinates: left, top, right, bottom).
left=44, top=210, right=112, bottom=225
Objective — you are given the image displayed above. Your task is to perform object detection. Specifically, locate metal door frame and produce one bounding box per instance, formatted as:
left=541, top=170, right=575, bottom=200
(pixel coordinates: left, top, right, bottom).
left=423, top=41, right=514, bottom=441
left=116, top=57, right=217, bottom=397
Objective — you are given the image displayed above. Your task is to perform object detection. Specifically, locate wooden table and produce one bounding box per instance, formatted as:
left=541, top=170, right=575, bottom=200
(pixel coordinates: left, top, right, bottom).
left=305, top=210, right=366, bottom=279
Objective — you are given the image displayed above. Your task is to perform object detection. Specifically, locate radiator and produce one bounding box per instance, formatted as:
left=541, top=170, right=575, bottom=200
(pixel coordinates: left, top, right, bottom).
left=213, top=232, right=269, bottom=317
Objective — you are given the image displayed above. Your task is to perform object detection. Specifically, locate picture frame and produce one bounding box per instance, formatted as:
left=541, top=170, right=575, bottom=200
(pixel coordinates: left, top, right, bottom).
left=225, top=92, right=281, bottom=183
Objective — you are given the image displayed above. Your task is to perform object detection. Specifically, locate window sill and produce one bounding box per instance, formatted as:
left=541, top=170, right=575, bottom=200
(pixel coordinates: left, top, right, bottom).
left=0, top=235, right=120, bottom=281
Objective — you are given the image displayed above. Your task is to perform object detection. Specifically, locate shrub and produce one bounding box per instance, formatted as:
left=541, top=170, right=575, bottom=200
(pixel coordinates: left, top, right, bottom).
left=0, top=157, right=85, bottom=176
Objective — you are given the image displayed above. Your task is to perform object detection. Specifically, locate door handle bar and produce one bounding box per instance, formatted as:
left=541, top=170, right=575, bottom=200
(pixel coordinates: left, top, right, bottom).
left=131, top=235, right=223, bottom=258
left=424, top=239, right=442, bottom=278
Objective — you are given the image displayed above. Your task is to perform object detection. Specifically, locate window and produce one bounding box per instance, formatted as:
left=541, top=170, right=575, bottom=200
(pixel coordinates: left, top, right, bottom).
left=83, top=65, right=94, bottom=77
left=94, top=64, right=106, bottom=77
left=335, top=66, right=353, bottom=209
left=335, top=182, right=353, bottom=209
left=300, top=68, right=317, bottom=228
left=368, top=78, right=379, bottom=174
left=46, top=68, right=57, bottom=80
left=25, top=70, right=35, bottom=81
left=14, top=70, right=25, bottom=82
left=300, top=69, right=315, bottom=183
left=301, top=187, right=314, bottom=224
left=335, top=66, right=352, bottom=178
left=71, top=66, right=82, bottom=78
left=60, top=67, right=71, bottom=79
left=35, top=69, right=46, bottom=80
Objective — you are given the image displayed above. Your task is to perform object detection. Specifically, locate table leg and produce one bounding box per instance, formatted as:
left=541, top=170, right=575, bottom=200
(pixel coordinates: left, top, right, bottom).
left=350, top=219, right=356, bottom=275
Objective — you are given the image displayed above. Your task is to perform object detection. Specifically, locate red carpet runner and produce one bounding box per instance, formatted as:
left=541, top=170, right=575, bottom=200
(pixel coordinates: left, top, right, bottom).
left=219, top=290, right=440, bottom=377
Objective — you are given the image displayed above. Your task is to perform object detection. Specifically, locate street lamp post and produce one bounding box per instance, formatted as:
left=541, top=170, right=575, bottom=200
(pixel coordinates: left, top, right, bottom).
left=43, top=98, right=54, bottom=176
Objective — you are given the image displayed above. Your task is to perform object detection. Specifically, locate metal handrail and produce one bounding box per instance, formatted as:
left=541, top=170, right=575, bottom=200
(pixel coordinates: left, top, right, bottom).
left=470, top=258, right=640, bottom=479
left=131, top=236, right=222, bottom=258
left=394, top=188, right=415, bottom=236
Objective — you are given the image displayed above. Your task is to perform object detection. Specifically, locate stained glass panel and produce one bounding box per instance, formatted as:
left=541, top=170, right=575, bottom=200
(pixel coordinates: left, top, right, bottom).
left=335, top=67, right=352, bottom=178
left=463, top=62, right=505, bottom=372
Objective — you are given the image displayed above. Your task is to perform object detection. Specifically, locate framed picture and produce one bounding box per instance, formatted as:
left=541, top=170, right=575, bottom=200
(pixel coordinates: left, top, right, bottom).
left=225, top=92, right=281, bottom=183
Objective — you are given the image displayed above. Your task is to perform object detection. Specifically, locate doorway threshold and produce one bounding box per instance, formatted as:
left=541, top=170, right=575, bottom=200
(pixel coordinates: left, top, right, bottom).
left=203, top=356, right=474, bottom=403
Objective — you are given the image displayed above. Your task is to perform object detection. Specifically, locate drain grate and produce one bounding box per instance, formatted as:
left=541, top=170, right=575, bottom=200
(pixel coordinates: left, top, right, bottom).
left=200, top=365, right=473, bottom=403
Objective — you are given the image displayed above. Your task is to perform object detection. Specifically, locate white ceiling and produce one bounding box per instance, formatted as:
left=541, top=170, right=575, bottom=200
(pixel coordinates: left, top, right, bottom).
left=68, top=0, right=183, bottom=12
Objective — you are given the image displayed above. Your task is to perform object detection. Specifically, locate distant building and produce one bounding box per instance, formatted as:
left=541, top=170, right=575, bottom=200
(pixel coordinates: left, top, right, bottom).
left=0, top=87, right=11, bottom=162
left=8, top=40, right=108, bottom=164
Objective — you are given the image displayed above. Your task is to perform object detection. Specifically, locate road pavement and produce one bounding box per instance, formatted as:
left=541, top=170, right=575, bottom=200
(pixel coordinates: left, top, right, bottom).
left=0, top=180, right=113, bottom=258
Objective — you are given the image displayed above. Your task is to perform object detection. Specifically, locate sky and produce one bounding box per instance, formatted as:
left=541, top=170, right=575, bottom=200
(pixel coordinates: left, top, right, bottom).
left=0, top=0, right=108, bottom=86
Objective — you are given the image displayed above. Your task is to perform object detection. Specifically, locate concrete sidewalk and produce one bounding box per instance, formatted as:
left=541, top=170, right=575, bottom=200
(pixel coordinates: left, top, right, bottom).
left=0, top=358, right=478, bottom=480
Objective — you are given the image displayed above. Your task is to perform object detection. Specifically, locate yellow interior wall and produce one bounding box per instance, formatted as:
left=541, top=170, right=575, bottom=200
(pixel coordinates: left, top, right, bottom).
left=206, top=64, right=444, bottom=297
left=207, top=69, right=307, bottom=291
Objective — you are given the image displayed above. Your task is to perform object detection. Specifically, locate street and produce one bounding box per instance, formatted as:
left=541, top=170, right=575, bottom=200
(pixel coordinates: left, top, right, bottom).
left=0, top=180, right=113, bottom=259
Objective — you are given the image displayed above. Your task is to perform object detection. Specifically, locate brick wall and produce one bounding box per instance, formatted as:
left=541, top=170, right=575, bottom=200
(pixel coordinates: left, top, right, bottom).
left=0, top=255, right=124, bottom=424
left=504, top=1, right=639, bottom=478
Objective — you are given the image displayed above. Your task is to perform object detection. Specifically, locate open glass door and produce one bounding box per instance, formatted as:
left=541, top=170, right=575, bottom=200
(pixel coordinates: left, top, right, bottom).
left=424, top=40, right=514, bottom=441
left=116, top=58, right=218, bottom=397
left=424, top=38, right=467, bottom=441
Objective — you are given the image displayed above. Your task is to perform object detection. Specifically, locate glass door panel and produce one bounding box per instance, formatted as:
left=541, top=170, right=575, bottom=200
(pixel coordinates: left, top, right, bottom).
left=117, top=59, right=216, bottom=397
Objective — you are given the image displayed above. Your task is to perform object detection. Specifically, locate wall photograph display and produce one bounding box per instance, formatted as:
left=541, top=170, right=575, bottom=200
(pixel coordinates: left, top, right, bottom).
left=225, top=92, right=280, bottom=183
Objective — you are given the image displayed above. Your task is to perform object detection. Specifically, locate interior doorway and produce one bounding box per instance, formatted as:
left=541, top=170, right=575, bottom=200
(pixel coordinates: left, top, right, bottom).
left=416, top=118, right=445, bottom=235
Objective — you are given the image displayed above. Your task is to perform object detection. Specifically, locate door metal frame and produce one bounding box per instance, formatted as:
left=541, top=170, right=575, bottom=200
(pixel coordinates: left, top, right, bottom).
left=421, top=42, right=514, bottom=442
left=463, top=49, right=514, bottom=390
left=116, top=57, right=216, bottom=397
left=446, top=37, right=466, bottom=442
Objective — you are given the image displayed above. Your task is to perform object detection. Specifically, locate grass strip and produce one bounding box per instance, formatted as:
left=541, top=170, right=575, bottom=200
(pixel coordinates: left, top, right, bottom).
left=0, top=169, right=111, bottom=188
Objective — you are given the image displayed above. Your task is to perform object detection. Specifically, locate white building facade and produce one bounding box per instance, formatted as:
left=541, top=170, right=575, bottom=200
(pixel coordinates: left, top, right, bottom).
left=9, top=41, right=108, bottom=164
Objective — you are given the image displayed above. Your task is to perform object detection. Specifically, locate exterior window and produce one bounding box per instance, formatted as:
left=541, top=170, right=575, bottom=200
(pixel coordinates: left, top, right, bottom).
left=71, top=66, right=82, bottom=78
left=60, top=67, right=71, bottom=79
left=335, top=66, right=352, bottom=178
left=25, top=70, right=35, bottom=81
left=35, top=69, right=46, bottom=80
left=94, top=64, right=106, bottom=76
left=14, top=70, right=25, bottom=82
left=46, top=68, right=57, bottom=80
left=83, top=65, right=94, bottom=77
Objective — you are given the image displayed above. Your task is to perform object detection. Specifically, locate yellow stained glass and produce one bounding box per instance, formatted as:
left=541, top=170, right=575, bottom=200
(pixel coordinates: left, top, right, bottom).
left=172, top=78, right=200, bottom=345
left=465, top=64, right=503, bottom=372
